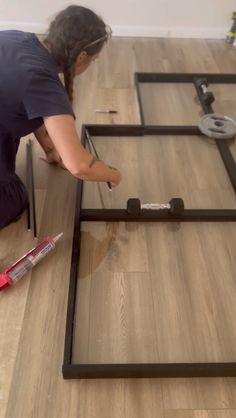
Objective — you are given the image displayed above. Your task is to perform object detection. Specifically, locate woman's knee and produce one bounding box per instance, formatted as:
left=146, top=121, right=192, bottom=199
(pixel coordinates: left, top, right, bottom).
left=0, top=175, right=28, bottom=229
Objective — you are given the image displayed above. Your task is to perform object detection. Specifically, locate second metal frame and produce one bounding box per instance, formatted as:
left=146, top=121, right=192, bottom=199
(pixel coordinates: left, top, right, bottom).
left=135, top=72, right=236, bottom=193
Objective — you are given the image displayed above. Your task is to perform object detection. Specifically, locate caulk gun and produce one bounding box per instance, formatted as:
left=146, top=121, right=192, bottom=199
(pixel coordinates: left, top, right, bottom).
left=0, top=233, right=63, bottom=291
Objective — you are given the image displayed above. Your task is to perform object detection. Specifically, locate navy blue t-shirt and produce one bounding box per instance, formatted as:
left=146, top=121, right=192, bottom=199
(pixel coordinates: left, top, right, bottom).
left=0, top=30, right=74, bottom=174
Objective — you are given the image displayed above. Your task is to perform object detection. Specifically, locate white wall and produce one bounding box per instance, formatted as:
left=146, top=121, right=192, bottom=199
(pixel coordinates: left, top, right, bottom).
left=0, top=0, right=235, bottom=39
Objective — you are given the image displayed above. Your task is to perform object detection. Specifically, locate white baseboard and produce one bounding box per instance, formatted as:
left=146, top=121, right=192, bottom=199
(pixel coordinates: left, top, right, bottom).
left=112, top=25, right=227, bottom=39
left=0, top=21, right=47, bottom=33
left=0, top=21, right=227, bottom=39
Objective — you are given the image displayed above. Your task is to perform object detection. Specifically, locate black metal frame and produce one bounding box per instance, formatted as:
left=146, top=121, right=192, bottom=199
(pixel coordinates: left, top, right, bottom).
left=63, top=73, right=236, bottom=379
left=135, top=72, right=236, bottom=193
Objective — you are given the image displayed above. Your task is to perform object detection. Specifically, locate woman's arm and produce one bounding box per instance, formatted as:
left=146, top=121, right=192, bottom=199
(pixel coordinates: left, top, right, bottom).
left=34, top=124, right=62, bottom=165
left=43, top=114, right=121, bottom=186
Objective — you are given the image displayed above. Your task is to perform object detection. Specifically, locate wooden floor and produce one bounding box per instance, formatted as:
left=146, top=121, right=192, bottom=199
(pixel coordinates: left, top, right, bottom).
left=0, top=37, right=236, bottom=418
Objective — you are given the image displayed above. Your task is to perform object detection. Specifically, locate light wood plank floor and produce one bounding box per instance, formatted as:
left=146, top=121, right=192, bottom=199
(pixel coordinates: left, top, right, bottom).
left=0, top=37, right=236, bottom=418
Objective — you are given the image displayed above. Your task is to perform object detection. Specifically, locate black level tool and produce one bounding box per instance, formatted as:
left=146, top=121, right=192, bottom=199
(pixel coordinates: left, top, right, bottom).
left=127, top=198, right=185, bottom=215
left=26, top=139, right=37, bottom=238
left=85, top=129, right=112, bottom=190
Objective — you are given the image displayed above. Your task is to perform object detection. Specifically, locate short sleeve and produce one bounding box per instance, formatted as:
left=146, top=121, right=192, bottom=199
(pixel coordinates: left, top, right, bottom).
left=23, top=71, right=75, bottom=120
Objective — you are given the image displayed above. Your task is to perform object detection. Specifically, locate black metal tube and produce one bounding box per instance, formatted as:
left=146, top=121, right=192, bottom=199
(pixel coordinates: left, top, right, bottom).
left=63, top=361, right=236, bottom=379
left=80, top=208, right=236, bottom=222
left=144, top=125, right=202, bottom=135
left=83, top=124, right=144, bottom=137
left=136, top=72, right=236, bottom=83
left=28, top=139, right=37, bottom=238
left=63, top=180, right=83, bottom=365
left=26, top=142, right=31, bottom=231
left=215, top=140, right=236, bottom=193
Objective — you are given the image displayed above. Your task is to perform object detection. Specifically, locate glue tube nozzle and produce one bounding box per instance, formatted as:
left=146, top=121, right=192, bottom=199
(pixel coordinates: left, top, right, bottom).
left=53, top=232, right=63, bottom=243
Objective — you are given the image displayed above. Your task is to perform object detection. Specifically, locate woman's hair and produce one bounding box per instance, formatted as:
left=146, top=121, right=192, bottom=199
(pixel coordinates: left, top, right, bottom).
left=44, top=5, right=111, bottom=102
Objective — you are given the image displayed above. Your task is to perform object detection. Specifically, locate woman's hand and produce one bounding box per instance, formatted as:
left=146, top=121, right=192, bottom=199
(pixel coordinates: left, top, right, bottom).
left=40, top=147, right=66, bottom=169
left=34, top=125, right=66, bottom=169
left=108, top=166, right=122, bottom=188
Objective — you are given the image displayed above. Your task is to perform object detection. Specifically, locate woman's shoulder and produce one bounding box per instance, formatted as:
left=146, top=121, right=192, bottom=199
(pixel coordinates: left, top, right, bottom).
left=0, top=30, right=58, bottom=77
left=0, top=30, right=34, bottom=45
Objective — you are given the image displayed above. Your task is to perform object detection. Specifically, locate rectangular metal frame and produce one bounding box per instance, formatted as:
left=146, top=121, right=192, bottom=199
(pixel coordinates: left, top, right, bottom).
left=63, top=73, right=236, bottom=379
left=135, top=72, right=236, bottom=193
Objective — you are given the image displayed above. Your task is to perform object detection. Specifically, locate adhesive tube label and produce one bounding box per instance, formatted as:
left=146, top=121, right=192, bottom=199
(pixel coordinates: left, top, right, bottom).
left=28, top=240, right=55, bottom=265
left=8, top=258, right=33, bottom=283
left=8, top=239, right=55, bottom=284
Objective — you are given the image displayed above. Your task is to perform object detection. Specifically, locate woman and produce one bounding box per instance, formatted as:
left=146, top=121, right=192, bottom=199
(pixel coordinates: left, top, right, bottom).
left=0, top=5, right=121, bottom=230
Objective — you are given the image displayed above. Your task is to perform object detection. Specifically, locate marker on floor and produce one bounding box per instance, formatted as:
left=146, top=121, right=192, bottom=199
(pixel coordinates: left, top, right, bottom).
left=95, top=109, right=118, bottom=114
